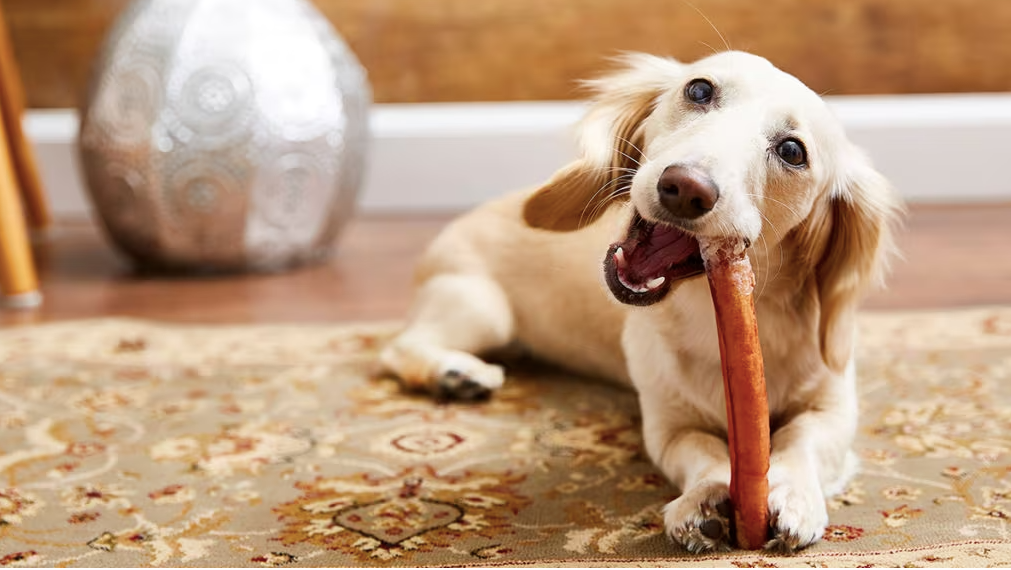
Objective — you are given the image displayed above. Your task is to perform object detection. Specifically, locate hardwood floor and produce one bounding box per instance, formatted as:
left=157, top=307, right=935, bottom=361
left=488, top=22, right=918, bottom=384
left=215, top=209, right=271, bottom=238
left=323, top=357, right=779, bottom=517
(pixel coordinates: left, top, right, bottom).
left=2, top=203, right=1010, bottom=326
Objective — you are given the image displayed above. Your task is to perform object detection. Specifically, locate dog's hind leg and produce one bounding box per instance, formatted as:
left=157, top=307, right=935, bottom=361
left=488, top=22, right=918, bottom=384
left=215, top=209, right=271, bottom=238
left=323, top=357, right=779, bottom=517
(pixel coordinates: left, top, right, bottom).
left=380, top=273, right=515, bottom=400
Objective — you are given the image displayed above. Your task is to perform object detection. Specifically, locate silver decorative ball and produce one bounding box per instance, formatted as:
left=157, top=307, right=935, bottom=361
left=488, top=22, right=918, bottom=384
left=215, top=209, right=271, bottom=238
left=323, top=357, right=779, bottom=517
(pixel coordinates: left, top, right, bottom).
left=79, top=0, right=370, bottom=271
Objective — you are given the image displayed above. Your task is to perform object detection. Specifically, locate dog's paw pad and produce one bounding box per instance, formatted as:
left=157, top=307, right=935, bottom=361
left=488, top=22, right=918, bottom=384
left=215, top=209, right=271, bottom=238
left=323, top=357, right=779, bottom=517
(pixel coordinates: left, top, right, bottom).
left=664, top=483, right=733, bottom=554
left=764, top=525, right=807, bottom=555
left=435, top=370, right=493, bottom=401
left=699, top=514, right=727, bottom=540
left=765, top=511, right=817, bottom=554
left=433, top=359, right=504, bottom=402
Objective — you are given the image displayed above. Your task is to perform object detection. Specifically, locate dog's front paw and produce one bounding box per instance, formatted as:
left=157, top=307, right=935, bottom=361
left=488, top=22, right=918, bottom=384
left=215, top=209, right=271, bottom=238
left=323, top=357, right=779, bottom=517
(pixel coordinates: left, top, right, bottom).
left=434, top=354, right=504, bottom=401
left=663, top=481, right=734, bottom=553
left=764, top=480, right=828, bottom=554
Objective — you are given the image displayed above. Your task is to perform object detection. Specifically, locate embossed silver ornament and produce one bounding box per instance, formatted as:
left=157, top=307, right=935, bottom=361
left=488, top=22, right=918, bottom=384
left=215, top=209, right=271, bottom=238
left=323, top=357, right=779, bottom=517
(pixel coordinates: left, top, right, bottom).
left=79, top=0, right=370, bottom=271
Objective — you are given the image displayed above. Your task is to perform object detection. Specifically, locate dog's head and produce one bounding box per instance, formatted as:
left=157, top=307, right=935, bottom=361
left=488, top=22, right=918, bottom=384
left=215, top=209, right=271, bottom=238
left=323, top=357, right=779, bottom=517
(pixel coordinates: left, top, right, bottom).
left=523, top=51, right=902, bottom=371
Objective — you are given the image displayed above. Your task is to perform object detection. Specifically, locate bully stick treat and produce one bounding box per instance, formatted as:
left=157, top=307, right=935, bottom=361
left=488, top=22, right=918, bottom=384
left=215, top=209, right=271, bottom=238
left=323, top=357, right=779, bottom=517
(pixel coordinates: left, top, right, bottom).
left=700, top=237, right=770, bottom=550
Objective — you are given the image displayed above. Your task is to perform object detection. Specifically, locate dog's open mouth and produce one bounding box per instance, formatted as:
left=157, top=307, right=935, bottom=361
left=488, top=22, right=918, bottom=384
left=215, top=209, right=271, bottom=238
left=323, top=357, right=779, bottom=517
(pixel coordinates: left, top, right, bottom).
left=603, top=212, right=705, bottom=306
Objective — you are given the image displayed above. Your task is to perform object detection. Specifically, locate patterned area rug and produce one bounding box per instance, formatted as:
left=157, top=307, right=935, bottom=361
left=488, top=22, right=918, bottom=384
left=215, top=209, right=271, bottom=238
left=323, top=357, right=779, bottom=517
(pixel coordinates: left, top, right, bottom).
left=1, top=308, right=1011, bottom=567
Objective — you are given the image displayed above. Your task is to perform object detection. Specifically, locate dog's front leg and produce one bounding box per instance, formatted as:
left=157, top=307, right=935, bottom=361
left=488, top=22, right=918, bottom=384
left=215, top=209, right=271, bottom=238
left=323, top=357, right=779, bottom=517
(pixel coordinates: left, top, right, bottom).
left=764, top=365, right=859, bottom=553
left=625, top=317, right=737, bottom=553
left=637, top=390, right=735, bottom=553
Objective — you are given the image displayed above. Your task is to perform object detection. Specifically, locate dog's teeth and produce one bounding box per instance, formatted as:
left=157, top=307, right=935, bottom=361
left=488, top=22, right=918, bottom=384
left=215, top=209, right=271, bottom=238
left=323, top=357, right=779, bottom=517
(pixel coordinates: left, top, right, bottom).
left=614, top=247, right=627, bottom=269
left=645, top=276, right=666, bottom=290
left=617, top=273, right=640, bottom=293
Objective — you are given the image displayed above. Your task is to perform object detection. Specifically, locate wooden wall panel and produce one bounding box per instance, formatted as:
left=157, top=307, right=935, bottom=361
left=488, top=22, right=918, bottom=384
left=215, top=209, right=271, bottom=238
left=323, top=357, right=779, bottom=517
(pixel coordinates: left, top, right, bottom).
left=4, top=0, right=1011, bottom=108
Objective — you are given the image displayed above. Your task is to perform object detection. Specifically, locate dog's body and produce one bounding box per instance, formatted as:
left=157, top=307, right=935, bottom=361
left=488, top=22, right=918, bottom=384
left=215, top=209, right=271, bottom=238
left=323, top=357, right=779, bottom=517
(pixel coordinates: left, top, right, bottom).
left=381, top=51, right=902, bottom=553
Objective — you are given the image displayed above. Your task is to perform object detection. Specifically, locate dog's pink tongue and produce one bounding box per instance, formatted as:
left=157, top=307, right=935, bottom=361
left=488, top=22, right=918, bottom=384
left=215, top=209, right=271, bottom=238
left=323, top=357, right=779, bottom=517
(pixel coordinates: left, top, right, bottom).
left=628, top=224, right=698, bottom=278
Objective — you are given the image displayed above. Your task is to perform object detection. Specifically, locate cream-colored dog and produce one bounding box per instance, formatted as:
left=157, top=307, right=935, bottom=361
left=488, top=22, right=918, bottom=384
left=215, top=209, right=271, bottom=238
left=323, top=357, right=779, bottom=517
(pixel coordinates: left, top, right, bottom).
left=380, top=51, right=902, bottom=553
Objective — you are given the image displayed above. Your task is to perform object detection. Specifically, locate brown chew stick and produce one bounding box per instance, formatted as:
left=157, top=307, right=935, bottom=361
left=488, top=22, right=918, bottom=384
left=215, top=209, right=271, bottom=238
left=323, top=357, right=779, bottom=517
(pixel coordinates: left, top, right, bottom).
left=701, top=238, right=770, bottom=550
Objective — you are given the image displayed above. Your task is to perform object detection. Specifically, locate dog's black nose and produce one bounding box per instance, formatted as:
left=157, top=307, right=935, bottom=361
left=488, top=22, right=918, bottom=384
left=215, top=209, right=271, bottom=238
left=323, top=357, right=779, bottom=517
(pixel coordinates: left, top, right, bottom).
left=656, top=165, right=720, bottom=219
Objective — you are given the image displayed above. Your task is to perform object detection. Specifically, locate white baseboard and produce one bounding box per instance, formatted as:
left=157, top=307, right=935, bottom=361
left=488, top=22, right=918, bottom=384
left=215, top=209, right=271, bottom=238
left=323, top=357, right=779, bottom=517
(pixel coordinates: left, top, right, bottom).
left=25, top=94, right=1011, bottom=218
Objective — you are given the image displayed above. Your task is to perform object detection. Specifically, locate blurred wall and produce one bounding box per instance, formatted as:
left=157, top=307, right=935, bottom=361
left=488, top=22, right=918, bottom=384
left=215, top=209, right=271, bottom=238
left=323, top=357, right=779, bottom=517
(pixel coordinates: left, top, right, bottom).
left=6, top=0, right=1011, bottom=108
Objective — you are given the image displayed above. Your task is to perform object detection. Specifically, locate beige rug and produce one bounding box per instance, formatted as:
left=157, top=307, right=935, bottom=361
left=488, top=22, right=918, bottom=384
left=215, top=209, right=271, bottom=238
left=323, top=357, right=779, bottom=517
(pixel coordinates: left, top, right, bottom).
left=1, top=307, right=1010, bottom=567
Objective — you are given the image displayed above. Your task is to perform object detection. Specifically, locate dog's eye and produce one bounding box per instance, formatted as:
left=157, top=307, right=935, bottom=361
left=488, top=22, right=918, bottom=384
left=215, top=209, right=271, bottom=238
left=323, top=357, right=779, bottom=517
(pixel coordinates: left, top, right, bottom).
left=685, top=79, right=714, bottom=104
left=776, top=139, right=807, bottom=167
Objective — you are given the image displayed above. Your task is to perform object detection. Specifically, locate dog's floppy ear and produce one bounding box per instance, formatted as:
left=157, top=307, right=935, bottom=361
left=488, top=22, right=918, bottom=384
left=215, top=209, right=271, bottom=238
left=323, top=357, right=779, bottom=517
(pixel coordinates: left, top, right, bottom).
left=800, top=153, right=903, bottom=372
left=523, top=54, right=682, bottom=231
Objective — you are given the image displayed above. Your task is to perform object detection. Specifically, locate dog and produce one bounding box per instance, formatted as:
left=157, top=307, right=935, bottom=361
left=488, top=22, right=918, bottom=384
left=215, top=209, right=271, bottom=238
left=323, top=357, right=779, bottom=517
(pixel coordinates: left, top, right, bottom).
left=380, top=51, right=902, bottom=553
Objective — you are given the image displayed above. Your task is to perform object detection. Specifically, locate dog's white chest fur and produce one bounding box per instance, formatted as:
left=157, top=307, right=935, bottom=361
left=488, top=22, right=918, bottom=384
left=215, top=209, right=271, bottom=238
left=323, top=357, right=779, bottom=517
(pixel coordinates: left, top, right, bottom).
left=622, top=279, right=729, bottom=427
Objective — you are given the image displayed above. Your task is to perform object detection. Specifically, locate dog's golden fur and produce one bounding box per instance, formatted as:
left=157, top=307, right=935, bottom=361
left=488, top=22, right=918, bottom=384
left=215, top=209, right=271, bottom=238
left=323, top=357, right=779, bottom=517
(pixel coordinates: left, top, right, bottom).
left=381, top=51, right=903, bottom=553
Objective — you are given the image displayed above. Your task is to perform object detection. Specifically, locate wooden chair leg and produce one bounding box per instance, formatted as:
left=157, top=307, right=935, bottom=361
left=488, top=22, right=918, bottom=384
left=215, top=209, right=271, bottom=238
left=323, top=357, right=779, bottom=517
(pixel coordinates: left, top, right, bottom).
left=0, top=103, right=41, bottom=309
left=0, top=6, right=50, bottom=230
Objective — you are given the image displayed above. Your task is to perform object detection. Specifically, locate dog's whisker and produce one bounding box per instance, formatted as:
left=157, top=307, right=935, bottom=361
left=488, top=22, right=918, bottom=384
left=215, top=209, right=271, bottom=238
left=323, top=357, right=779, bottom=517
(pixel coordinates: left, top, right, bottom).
left=579, top=182, right=622, bottom=227
left=594, top=173, right=637, bottom=185
left=578, top=176, right=636, bottom=227
left=743, top=194, right=804, bottom=224
left=750, top=210, right=785, bottom=301
left=754, top=234, right=772, bottom=301
left=586, top=184, right=632, bottom=223
left=612, top=148, right=643, bottom=168
left=592, top=175, right=635, bottom=198
left=741, top=191, right=803, bottom=295
left=681, top=0, right=732, bottom=52
left=589, top=174, right=636, bottom=206
left=586, top=174, right=634, bottom=199
left=756, top=231, right=777, bottom=301
left=616, top=136, right=645, bottom=158
left=697, top=41, right=722, bottom=58
left=750, top=214, right=777, bottom=288
left=592, top=163, right=639, bottom=173
left=616, top=136, right=654, bottom=166
left=755, top=236, right=770, bottom=300
left=594, top=167, right=638, bottom=176
left=593, top=183, right=632, bottom=209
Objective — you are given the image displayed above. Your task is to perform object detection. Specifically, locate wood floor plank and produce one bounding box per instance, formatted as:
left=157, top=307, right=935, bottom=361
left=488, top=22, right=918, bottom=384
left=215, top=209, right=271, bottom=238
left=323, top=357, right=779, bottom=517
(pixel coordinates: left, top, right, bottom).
left=1, top=204, right=1009, bottom=326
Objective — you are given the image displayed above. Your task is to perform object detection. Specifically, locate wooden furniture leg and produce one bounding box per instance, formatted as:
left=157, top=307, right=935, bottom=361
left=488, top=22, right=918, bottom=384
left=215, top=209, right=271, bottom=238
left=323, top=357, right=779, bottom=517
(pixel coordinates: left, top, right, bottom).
left=0, top=5, right=50, bottom=230
left=0, top=99, right=41, bottom=309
